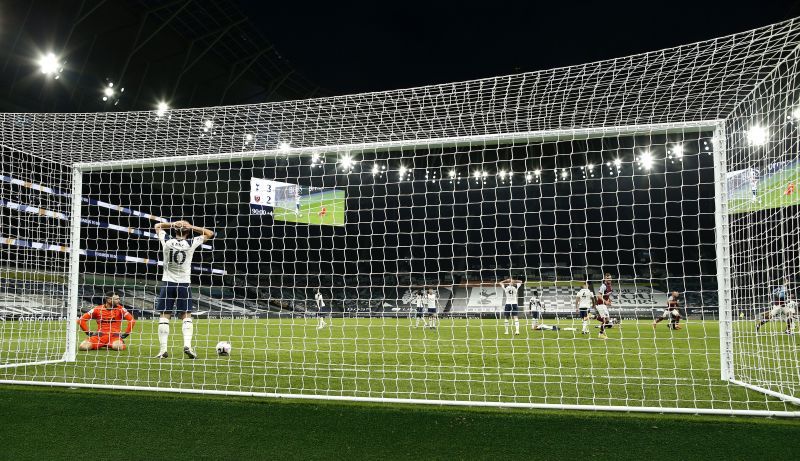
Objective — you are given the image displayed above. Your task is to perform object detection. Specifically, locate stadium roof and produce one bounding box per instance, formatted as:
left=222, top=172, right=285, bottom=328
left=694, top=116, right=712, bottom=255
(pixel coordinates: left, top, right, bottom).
left=2, top=17, right=800, bottom=166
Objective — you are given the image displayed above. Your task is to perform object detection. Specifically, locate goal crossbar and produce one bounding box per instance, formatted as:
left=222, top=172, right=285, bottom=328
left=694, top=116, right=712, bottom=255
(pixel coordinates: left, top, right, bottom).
left=74, top=120, right=721, bottom=171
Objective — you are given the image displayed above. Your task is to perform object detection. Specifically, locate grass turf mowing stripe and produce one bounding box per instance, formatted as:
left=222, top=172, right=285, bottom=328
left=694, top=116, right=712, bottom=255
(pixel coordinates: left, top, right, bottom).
left=0, top=384, right=798, bottom=460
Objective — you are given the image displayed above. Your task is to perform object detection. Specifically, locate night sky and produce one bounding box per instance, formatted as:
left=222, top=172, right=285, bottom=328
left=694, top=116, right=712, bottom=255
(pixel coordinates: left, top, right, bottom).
left=239, top=0, right=799, bottom=94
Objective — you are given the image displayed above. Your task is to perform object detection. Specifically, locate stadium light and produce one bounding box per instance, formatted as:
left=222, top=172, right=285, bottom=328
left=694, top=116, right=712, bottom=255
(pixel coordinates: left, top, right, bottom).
left=448, top=170, right=457, bottom=178
left=339, top=154, right=354, bottom=170
left=525, top=173, right=532, bottom=181
left=399, top=166, right=408, bottom=177
left=747, top=125, right=768, bottom=146
left=560, top=169, right=568, bottom=179
left=498, top=170, right=508, bottom=180
left=613, top=158, right=622, bottom=168
left=371, top=164, right=380, bottom=175
left=482, top=171, right=488, bottom=178
left=671, top=144, right=684, bottom=158
left=244, top=133, right=253, bottom=143
left=311, top=152, right=320, bottom=163
left=278, top=142, right=291, bottom=152
left=534, top=169, right=541, bottom=176
left=38, top=52, right=60, bottom=75
left=203, top=120, right=213, bottom=132
left=473, top=170, right=482, bottom=180
left=640, top=151, right=654, bottom=170
left=586, top=163, right=594, bottom=170
left=155, top=102, right=169, bottom=117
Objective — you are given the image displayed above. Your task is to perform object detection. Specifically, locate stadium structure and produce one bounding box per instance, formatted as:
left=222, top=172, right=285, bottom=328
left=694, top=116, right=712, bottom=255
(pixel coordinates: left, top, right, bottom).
left=2, top=6, right=800, bottom=416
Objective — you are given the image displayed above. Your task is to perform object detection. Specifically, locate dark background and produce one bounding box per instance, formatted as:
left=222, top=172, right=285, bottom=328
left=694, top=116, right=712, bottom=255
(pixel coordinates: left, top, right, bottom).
left=2, top=1, right=796, bottom=310
left=0, top=0, right=798, bottom=111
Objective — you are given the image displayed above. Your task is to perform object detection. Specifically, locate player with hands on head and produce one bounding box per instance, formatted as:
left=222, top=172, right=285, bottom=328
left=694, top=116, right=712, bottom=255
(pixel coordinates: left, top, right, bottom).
left=153, top=219, right=214, bottom=359
left=500, top=278, right=523, bottom=335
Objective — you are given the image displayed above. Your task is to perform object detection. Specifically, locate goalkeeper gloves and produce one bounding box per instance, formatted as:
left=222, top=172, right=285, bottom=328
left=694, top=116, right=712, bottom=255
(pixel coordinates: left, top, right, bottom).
left=120, top=333, right=130, bottom=339
left=85, top=331, right=100, bottom=337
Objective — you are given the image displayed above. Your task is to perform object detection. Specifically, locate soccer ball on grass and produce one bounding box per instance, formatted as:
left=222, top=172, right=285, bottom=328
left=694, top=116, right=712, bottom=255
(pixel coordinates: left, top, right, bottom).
left=215, top=341, right=232, bottom=356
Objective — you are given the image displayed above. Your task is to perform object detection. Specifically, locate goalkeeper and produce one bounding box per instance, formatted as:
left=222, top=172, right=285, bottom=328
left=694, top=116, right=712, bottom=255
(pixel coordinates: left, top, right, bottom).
left=77, top=291, right=136, bottom=351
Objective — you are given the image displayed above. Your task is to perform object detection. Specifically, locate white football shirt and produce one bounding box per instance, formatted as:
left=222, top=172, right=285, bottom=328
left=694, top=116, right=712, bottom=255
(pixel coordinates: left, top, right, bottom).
left=315, top=292, right=325, bottom=307
left=158, top=230, right=205, bottom=283
left=576, top=288, right=594, bottom=308
left=503, top=282, right=521, bottom=305
left=426, top=292, right=437, bottom=309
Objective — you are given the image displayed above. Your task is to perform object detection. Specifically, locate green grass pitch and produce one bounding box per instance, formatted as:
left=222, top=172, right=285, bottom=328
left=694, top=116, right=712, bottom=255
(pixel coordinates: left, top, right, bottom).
left=272, top=190, right=346, bottom=226
left=2, top=317, right=799, bottom=459
left=1, top=318, right=797, bottom=413
left=729, top=161, right=800, bottom=213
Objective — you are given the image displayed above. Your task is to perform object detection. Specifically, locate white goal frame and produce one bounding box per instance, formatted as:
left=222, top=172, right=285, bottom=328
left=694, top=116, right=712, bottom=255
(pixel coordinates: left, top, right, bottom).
left=3, top=17, right=800, bottom=417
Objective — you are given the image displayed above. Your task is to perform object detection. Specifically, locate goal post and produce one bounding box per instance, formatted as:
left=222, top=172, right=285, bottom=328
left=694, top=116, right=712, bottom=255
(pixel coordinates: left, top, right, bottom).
left=63, top=165, right=83, bottom=363
left=713, top=123, right=735, bottom=383
left=0, top=145, right=73, bottom=369
left=3, top=18, right=800, bottom=417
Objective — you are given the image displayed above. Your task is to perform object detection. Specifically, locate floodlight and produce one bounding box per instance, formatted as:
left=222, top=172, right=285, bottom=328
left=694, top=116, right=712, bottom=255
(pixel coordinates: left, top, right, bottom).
left=747, top=125, right=768, bottom=146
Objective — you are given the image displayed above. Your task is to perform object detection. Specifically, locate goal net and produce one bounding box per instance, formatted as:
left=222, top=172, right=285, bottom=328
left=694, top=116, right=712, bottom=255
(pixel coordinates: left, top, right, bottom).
left=1, top=18, right=800, bottom=416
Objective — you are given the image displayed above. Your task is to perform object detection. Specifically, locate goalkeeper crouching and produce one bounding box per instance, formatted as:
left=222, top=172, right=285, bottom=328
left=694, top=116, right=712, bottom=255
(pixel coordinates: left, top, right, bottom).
left=77, top=291, right=136, bottom=351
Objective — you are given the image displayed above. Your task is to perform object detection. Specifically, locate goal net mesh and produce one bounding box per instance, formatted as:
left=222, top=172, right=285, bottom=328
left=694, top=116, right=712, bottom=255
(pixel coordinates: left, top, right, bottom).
left=1, top=18, right=800, bottom=414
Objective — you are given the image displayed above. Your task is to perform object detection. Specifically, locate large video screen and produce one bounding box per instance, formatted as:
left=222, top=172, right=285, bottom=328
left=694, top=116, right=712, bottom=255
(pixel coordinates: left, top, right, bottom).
left=249, top=177, right=345, bottom=226
left=727, top=159, right=800, bottom=213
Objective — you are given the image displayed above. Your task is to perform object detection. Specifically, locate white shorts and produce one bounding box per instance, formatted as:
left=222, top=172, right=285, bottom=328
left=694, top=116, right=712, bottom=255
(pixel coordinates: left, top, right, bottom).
left=660, top=309, right=680, bottom=319
left=596, top=305, right=609, bottom=318
left=769, top=304, right=796, bottom=318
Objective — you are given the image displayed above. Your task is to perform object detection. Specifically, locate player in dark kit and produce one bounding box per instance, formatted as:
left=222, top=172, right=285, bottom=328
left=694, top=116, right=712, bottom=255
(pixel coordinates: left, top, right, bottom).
left=595, top=273, right=613, bottom=339
left=653, top=291, right=683, bottom=330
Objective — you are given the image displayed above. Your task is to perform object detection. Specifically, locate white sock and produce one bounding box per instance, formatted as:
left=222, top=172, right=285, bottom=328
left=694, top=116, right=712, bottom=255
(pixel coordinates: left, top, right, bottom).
left=582, top=320, right=588, bottom=332
left=182, top=318, right=193, bottom=348
left=514, top=320, right=520, bottom=334
left=158, top=319, right=169, bottom=353
left=504, top=319, right=509, bottom=333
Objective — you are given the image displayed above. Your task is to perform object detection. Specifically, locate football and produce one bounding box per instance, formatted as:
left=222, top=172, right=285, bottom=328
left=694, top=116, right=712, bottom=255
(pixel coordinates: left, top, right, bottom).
left=215, top=341, right=232, bottom=356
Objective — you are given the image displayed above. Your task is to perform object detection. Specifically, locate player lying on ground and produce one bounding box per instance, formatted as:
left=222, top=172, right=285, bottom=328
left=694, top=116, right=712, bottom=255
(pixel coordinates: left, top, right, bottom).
left=756, top=280, right=796, bottom=334
left=653, top=291, right=682, bottom=330
left=153, top=219, right=214, bottom=359
left=77, top=291, right=136, bottom=351
left=500, top=278, right=523, bottom=335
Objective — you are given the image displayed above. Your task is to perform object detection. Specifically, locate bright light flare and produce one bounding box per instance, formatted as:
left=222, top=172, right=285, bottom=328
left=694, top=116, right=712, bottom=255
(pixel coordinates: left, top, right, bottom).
left=156, top=102, right=169, bottom=117
left=640, top=151, right=654, bottom=170
left=38, top=53, right=59, bottom=75
left=339, top=154, right=353, bottom=169
left=747, top=125, right=768, bottom=146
